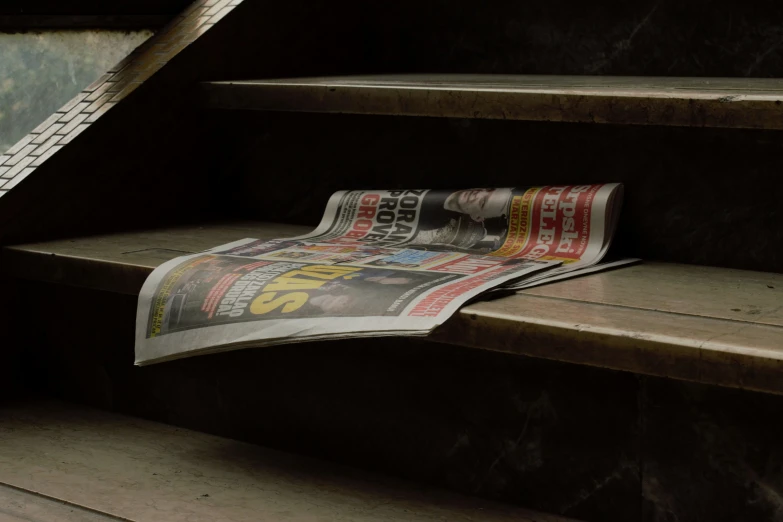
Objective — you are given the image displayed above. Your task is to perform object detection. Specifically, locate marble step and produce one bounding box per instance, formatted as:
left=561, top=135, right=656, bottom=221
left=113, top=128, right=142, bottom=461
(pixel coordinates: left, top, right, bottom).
left=0, top=400, right=578, bottom=522
left=201, top=75, right=783, bottom=130
left=3, top=221, right=783, bottom=395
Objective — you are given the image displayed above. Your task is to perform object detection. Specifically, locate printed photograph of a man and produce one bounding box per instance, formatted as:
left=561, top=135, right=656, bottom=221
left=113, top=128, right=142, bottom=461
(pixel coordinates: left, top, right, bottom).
left=412, top=188, right=514, bottom=253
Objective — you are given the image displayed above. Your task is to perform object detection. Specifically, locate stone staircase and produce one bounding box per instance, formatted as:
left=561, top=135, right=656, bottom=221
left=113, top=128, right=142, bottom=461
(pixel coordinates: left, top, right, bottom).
left=2, top=1, right=783, bottom=521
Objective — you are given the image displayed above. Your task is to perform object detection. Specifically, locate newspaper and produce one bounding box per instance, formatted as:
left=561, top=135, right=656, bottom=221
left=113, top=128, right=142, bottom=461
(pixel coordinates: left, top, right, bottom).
left=135, top=184, right=628, bottom=365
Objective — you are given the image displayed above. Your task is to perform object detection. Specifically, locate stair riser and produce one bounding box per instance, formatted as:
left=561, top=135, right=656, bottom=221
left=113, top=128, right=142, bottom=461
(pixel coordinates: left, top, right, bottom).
left=206, top=111, right=783, bottom=274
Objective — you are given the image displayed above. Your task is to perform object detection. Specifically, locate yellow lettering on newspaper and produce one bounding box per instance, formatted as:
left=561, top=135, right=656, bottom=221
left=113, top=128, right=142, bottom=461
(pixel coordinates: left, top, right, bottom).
left=250, top=292, right=308, bottom=314
left=265, top=265, right=361, bottom=291
left=250, top=265, right=363, bottom=315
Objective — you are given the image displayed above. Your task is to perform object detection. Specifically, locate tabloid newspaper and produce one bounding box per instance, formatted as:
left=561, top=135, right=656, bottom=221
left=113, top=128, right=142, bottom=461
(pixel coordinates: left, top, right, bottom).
left=135, top=184, right=632, bottom=365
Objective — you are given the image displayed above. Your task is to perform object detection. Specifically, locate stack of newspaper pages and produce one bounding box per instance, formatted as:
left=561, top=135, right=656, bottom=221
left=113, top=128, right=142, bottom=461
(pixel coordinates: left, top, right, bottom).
left=135, top=184, right=634, bottom=365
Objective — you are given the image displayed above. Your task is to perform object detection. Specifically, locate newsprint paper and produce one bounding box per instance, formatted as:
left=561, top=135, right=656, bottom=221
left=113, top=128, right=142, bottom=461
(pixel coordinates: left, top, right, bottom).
left=135, top=184, right=630, bottom=365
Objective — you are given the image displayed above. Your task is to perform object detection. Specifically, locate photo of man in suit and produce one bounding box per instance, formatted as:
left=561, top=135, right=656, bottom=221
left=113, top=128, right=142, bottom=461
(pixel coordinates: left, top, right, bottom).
left=412, top=188, right=514, bottom=254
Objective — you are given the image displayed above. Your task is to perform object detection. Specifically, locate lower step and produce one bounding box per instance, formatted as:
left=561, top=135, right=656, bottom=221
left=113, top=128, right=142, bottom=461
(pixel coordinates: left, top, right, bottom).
left=0, top=400, right=578, bottom=522
left=0, top=482, right=115, bottom=521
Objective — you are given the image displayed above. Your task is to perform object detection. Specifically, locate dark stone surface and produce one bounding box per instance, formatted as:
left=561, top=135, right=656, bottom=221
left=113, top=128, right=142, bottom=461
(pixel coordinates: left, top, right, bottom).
left=210, top=110, right=783, bottom=273
left=0, top=277, right=27, bottom=398
left=137, top=340, right=641, bottom=522
left=642, top=378, right=783, bottom=522
left=206, top=0, right=783, bottom=80
left=363, top=0, right=783, bottom=78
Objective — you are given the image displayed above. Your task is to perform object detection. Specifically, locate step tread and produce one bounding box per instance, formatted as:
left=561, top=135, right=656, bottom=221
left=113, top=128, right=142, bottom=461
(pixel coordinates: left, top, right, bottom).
left=4, top=222, right=783, bottom=394
left=0, top=400, right=577, bottom=522
left=201, top=74, right=783, bottom=129
left=0, top=482, right=116, bottom=522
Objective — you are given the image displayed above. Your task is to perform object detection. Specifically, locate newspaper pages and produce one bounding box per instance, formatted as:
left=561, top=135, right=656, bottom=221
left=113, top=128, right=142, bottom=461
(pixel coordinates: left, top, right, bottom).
left=135, top=184, right=627, bottom=365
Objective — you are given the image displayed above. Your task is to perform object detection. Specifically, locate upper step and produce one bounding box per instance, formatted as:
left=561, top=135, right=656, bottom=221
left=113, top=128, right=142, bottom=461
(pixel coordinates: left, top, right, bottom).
left=202, top=75, right=783, bottom=130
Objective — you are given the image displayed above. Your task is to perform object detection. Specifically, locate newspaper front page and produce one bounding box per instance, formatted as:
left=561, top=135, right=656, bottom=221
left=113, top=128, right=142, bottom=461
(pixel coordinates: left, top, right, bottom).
left=135, top=184, right=625, bottom=365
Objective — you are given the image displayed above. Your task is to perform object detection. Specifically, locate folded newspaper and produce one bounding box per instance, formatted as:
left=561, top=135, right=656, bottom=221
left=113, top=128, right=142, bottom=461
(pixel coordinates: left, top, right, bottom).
left=135, top=184, right=631, bottom=365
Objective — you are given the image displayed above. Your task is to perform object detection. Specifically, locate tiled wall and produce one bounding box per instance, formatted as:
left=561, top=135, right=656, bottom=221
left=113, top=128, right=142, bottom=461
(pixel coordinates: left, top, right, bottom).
left=0, top=0, right=241, bottom=199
